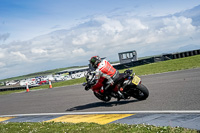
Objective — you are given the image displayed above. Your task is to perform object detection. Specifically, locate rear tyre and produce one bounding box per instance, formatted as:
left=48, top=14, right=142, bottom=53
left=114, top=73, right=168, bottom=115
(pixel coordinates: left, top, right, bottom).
left=131, top=84, right=149, bottom=100
left=93, top=92, right=111, bottom=102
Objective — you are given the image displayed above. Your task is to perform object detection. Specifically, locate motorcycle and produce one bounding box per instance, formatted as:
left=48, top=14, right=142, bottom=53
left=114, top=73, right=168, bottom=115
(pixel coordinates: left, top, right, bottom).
left=83, top=69, right=149, bottom=102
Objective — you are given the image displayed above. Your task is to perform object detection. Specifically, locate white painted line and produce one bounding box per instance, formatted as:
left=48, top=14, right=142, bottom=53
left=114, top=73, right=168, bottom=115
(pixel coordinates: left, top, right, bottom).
left=1, top=110, right=200, bottom=117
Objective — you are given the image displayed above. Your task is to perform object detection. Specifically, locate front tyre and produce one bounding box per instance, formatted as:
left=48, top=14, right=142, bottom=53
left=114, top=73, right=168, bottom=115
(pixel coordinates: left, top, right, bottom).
left=93, top=92, right=111, bottom=102
left=132, top=84, right=149, bottom=100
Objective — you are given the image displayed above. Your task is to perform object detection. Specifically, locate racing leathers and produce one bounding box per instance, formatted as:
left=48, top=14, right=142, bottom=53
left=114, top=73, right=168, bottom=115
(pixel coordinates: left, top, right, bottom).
left=94, top=59, right=119, bottom=93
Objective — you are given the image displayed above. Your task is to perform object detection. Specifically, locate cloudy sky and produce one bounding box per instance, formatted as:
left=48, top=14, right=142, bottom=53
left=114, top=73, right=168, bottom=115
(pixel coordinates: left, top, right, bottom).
left=0, top=0, right=200, bottom=80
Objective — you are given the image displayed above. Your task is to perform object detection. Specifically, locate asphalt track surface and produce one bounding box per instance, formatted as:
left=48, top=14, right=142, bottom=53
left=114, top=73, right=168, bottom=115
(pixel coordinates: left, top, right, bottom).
left=0, top=68, right=200, bottom=130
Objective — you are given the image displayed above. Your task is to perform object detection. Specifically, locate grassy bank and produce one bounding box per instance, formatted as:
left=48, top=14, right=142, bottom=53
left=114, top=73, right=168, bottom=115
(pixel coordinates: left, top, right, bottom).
left=1, top=55, right=200, bottom=95
left=0, top=122, right=198, bottom=133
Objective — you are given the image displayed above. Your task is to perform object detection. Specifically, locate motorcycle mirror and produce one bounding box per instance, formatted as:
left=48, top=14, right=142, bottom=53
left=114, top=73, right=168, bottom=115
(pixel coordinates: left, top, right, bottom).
left=82, top=82, right=87, bottom=86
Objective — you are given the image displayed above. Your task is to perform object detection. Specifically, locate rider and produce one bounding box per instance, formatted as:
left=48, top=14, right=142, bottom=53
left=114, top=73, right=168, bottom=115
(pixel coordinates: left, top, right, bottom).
left=89, top=56, right=120, bottom=95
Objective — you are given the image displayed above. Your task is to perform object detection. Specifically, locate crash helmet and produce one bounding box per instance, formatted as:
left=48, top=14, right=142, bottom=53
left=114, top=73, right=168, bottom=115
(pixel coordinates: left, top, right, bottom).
left=90, top=56, right=101, bottom=68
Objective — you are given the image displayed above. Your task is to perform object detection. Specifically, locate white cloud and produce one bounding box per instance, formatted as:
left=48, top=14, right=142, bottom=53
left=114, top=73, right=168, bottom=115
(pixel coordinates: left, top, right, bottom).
left=158, top=16, right=196, bottom=36
left=0, top=53, right=4, bottom=58
left=10, top=51, right=30, bottom=62
left=95, top=16, right=124, bottom=34
left=125, top=18, right=149, bottom=31
left=72, top=32, right=98, bottom=45
left=0, top=62, right=6, bottom=67
left=125, top=37, right=142, bottom=44
left=31, top=48, right=47, bottom=54
left=72, top=48, right=86, bottom=55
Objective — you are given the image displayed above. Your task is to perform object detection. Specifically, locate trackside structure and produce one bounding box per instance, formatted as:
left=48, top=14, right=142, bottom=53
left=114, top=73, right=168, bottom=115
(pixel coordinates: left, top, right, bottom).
left=118, top=50, right=137, bottom=64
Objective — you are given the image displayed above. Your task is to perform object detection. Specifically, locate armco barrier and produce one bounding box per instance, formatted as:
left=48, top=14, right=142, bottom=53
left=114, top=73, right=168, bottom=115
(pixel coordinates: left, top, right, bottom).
left=113, top=49, right=200, bottom=70
left=0, top=85, right=36, bottom=92
left=173, top=49, right=200, bottom=59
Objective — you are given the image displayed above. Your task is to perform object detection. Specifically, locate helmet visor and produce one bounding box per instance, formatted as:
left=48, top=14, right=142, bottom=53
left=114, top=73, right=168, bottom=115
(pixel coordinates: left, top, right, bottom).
left=90, top=57, right=96, bottom=67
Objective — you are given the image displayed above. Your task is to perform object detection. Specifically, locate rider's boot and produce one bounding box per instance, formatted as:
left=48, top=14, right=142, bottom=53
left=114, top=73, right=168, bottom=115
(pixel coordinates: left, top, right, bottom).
left=100, top=84, right=111, bottom=94
left=117, top=97, right=121, bottom=101
left=100, top=86, right=104, bottom=94
left=117, top=90, right=125, bottom=101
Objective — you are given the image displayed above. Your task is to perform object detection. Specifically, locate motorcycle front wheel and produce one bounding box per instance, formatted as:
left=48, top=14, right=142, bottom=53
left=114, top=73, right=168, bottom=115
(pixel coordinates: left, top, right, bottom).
left=93, top=92, right=111, bottom=102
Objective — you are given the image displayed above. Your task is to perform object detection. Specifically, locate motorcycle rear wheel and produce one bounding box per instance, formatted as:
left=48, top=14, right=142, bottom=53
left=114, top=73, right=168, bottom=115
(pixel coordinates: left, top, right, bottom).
left=131, top=84, right=149, bottom=100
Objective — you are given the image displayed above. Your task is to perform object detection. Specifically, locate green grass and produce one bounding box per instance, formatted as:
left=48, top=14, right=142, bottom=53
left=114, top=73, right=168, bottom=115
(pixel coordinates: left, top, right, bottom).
left=1, top=55, right=200, bottom=95
left=0, top=90, right=28, bottom=95
left=0, top=122, right=198, bottom=133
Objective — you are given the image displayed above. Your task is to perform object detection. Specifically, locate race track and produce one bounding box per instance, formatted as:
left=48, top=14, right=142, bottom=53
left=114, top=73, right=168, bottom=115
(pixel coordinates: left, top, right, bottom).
left=0, top=68, right=200, bottom=115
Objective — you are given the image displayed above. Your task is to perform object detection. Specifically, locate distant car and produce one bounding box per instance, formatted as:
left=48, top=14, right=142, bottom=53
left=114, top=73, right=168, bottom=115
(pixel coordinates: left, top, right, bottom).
left=64, top=75, right=72, bottom=80
left=6, top=82, right=18, bottom=86
left=46, top=75, right=54, bottom=81
left=38, top=80, right=47, bottom=85
left=54, top=75, right=64, bottom=81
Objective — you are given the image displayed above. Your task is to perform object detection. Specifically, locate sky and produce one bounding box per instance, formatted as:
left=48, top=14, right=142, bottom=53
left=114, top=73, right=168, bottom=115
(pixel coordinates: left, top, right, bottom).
left=0, top=0, right=200, bottom=80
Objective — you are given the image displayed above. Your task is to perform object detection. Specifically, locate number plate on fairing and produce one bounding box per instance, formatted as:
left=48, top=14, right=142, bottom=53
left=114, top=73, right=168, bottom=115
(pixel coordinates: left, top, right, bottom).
left=132, top=75, right=141, bottom=85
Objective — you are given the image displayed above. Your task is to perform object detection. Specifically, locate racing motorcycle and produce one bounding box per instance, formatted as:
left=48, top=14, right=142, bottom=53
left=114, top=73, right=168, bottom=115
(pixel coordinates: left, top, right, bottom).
left=83, top=69, right=149, bottom=102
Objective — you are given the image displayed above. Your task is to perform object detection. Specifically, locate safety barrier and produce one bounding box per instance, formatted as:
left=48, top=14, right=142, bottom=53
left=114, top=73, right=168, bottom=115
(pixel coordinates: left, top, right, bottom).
left=172, top=49, right=200, bottom=59
left=0, top=86, right=36, bottom=92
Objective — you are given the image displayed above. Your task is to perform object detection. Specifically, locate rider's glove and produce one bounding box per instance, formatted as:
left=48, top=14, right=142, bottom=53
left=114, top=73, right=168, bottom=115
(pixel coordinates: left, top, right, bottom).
left=107, top=79, right=114, bottom=85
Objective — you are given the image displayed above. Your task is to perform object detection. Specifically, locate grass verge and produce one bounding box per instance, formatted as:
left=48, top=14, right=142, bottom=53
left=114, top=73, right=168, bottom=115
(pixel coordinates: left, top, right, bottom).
left=0, top=122, right=198, bottom=133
